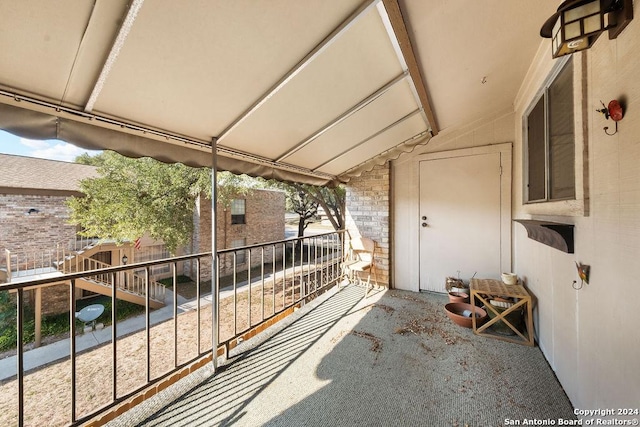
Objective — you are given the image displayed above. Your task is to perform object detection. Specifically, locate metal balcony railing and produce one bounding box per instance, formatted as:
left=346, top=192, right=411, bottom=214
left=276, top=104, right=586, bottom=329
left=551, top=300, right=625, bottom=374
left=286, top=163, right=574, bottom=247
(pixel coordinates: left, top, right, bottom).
left=0, top=230, right=345, bottom=427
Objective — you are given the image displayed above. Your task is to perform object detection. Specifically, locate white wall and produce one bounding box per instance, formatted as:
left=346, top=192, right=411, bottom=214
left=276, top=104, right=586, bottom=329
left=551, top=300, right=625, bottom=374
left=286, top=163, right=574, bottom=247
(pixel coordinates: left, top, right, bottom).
left=392, top=109, right=515, bottom=292
left=513, top=20, right=640, bottom=409
left=392, top=18, right=640, bottom=410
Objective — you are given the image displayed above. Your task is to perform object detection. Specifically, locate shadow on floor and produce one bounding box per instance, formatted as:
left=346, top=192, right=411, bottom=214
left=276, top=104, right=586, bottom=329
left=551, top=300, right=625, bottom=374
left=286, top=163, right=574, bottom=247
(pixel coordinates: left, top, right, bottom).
left=115, top=285, right=575, bottom=427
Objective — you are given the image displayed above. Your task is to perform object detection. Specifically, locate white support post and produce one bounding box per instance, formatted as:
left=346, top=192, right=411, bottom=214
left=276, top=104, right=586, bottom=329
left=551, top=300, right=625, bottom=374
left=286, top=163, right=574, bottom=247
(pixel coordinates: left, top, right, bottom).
left=211, top=138, right=219, bottom=370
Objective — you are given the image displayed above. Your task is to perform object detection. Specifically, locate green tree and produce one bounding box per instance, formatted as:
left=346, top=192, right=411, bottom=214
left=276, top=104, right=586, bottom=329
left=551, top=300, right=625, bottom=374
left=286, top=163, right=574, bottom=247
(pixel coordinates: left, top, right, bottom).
left=75, top=152, right=106, bottom=167
left=286, top=187, right=319, bottom=237
left=217, top=170, right=254, bottom=208
left=68, top=151, right=254, bottom=254
left=68, top=151, right=344, bottom=252
left=265, top=181, right=345, bottom=237
left=293, top=184, right=345, bottom=231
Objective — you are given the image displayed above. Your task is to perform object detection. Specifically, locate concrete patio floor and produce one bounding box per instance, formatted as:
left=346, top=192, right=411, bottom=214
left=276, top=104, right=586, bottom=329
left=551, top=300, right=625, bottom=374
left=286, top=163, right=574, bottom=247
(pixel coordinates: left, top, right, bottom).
left=107, top=284, right=576, bottom=427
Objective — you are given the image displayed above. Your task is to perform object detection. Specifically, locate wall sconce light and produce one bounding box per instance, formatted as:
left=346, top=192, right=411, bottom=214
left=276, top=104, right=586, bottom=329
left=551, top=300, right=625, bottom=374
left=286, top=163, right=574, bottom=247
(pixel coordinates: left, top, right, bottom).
left=121, top=254, right=128, bottom=265
left=596, top=99, right=624, bottom=135
left=540, top=0, right=634, bottom=59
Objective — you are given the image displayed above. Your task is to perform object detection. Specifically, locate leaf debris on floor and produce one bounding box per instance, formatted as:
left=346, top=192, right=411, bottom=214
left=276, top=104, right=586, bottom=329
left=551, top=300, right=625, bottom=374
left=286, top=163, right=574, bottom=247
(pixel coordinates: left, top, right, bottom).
left=350, top=330, right=382, bottom=353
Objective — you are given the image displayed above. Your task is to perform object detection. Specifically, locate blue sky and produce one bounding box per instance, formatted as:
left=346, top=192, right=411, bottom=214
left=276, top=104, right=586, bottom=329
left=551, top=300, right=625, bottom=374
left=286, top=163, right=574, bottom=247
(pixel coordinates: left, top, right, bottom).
left=0, top=129, right=100, bottom=162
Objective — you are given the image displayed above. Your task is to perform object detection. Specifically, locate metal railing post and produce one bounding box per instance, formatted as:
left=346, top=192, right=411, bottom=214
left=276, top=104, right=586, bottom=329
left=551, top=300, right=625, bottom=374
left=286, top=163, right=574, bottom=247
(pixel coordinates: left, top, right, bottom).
left=299, top=237, right=304, bottom=300
left=261, top=247, right=265, bottom=321
left=196, top=258, right=201, bottom=355
left=232, top=253, right=237, bottom=336
left=111, top=272, right=117, bottom=400
left=16, top=288, right=24, bottom=427
left=145, top=267, right=151, bottom=383
left=289, top=242, right=294, bottom=303
left=248, top=248, right=252, bottom=328
left=282, top=242, right=286, bottom=308
left=216, top=253, right=221, bottom=360
left=272, top=245, right=276, bottom=315
left=211, top=138, right=219, bottom=370
left=307, top=238, right=311, bottom=292
left=173, top=262, right=178, bottom=368
left=70, top=280, right=77, bottom=423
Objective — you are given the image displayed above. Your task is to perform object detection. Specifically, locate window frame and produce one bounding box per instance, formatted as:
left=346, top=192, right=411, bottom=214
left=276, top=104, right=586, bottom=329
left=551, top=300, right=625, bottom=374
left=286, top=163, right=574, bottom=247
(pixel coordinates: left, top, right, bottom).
left=524, top=56, right=575, bottom=204
left=230, top=198, right=246, bottom=225
left=521, top=54, right=589, bottom=218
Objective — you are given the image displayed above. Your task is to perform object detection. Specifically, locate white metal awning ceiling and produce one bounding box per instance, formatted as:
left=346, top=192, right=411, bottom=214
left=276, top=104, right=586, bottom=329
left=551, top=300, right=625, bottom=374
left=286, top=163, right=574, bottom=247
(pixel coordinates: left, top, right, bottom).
left=0, top=0, right=437, bottom=186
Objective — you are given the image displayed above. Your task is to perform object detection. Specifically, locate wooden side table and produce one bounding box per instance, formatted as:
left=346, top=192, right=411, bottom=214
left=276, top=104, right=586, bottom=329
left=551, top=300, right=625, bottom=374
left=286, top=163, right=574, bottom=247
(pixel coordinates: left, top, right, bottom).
left=470, top=278, right=535, bottom=346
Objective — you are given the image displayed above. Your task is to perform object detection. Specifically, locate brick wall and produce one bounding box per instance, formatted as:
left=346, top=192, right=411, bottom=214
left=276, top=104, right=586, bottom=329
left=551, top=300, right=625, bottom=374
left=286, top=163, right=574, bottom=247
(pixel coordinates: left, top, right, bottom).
left=2, top=189, right=285, bottom=311
left=345, top=163, right=390, bottom=286
left=0, top=194, right=78, bottom=269
left=40, top=285, right=72, bottom=316
left=0, top=193, right=110, bottom=315
left=186, top=189, right=286, bottom=281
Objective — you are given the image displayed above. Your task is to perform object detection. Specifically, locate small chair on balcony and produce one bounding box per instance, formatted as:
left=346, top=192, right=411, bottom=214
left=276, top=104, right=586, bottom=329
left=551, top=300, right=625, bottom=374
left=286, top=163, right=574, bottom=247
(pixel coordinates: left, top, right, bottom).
left=341, top=236, right=378, bottom=297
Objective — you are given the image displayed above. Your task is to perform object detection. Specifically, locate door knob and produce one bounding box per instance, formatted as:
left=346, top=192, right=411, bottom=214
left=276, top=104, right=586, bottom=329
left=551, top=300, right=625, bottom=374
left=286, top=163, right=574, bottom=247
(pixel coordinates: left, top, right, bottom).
left=421, top=222, right=428, bottom=227
left=421, top=216, right=427, bottom=220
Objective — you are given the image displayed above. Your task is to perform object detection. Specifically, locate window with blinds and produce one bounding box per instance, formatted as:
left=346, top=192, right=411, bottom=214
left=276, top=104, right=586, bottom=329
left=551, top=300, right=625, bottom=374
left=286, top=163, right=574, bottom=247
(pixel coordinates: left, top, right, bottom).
left=525, top=58, right=575, bottom=203
left=231, top=199, right=246, bottom=225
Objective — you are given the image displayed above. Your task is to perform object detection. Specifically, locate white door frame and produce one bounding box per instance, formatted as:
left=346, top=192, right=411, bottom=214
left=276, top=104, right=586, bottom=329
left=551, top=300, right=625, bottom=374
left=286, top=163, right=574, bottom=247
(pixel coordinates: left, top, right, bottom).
left=417, top=143, right=512, bottom=289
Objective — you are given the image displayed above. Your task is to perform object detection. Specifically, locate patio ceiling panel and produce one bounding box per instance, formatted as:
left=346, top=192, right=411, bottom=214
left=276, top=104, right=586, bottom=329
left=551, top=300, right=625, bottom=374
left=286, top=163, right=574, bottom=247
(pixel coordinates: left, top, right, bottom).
left=282, top=78, right=419, bottom=170
left=321, top=112, right=428, bottom=177
left=0, top=0, right=438, bottom=186
left=219, top=7, right=404, bottom=160
left=0, top=1, right=107, bottom=104
left=83, top=0, right=364, bottom=142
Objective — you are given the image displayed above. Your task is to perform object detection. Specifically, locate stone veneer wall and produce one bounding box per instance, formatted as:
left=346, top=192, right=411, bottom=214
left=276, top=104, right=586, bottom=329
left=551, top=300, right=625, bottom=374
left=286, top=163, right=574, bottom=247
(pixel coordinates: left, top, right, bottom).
left=186, top=189, right=286, bottom=281
left=344, top=163, right=390, bottom=286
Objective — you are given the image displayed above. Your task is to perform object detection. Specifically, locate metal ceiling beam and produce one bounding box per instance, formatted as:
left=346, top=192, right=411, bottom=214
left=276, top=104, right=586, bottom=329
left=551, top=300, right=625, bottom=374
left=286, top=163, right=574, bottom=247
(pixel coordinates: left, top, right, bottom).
left=60, top=0, right=99, bottom=106
left=0, top=89, right=336, bottom=181
left=216, top=0, right=383, bottom=143
left=380, top=0, right=439, bottom=135
left=84, top=0, right=145, bottom=113
left=312, top=108, right=423, bottom=172
left=276, top=71, right=409, bottom=162
left=215, top=145, right=335, bottom=180
left=375, top=3, right=427, bottom=129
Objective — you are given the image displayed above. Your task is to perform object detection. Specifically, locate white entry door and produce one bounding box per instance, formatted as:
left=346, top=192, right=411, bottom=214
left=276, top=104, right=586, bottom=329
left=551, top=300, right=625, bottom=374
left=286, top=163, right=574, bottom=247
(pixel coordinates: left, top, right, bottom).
left=419, top=151, right=506, bottom=292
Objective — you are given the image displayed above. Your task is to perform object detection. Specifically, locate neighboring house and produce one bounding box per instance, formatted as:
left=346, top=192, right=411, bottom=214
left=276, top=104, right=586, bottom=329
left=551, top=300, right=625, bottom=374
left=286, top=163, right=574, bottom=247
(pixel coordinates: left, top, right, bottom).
left=186, top=189, right=286, bottom=282
left=0, top=154, right=104, bottom=314
left=0, top=154, right=285, bottom=314
left=0, top=153, right=98, bottom=264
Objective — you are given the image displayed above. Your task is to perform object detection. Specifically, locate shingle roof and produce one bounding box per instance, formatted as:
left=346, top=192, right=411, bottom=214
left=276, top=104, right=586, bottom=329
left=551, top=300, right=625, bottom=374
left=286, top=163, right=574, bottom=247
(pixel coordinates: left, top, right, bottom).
left=0, top=154, right=98, bottom=193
